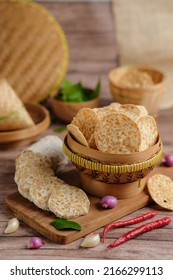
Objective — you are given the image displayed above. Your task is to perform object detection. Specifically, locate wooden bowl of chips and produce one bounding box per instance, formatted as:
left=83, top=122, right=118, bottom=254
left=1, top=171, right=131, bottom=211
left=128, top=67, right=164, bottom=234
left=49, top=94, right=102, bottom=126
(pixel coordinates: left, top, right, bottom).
left=64, top=133, right=163, bottom=199
left=108, top=65, right=166, bottom=117
left=0, top=103, right=50, bottom=149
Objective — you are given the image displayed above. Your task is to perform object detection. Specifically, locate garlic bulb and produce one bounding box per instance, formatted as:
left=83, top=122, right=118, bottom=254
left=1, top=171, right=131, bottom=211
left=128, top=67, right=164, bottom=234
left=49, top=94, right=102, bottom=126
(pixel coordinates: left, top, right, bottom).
left=4, top=217, right=19, bottom=234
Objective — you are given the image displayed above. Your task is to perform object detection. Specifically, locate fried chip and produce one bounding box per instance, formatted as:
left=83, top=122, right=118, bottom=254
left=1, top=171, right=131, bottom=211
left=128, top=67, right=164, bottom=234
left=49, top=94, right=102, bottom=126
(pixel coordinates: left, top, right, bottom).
left=93, top=102, right=121, bottom=119
left=147, top=174, right=173, bottom=210
left=137, top=115, right=158, bottom=151
left=67, top=123, right=88, bottom=146
left=71, top=108, right=100, bottom=143
left=119, top=104, right=148, bottom=121
left=94, top=113, right=141, bottom=153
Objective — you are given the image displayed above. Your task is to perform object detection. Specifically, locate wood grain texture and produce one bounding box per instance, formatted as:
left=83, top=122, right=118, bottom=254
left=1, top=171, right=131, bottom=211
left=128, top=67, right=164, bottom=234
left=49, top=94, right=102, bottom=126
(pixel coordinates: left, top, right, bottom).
left=0, top=1, right=173, bottom=260
left=5, top=191, right=150, bottom=244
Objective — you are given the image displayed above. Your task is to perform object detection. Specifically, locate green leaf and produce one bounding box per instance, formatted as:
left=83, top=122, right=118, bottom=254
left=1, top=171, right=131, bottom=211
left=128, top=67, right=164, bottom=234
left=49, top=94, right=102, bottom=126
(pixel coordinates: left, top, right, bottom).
left=51, top=218, right=82, bottom=231
left=54, top=127, right=67, bottom=133
left=61, top=80, right=73, bottom=89
left=81, top=79, right=101, bottom=101
left=56, top=79, right=101, bottom=102
left=62, top=83, right=84, bottom=102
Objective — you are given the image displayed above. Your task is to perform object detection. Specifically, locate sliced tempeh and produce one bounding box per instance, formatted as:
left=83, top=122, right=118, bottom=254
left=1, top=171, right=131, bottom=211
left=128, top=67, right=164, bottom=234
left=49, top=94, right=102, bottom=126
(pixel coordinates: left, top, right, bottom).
left=29, top=177, right=59, bottom=210
left=48, top=180, right=90, bottom=219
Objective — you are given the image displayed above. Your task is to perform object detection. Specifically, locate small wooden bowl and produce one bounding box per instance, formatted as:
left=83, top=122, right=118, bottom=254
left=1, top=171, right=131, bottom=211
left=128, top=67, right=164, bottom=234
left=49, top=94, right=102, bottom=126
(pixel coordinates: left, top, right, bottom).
left=49, top=96, right=99, bottom=123
left=108, top=65, right=166, bottom=117
left=0, top=103, right=50, bottom=149
left=64, top=133, right=163, bottom=199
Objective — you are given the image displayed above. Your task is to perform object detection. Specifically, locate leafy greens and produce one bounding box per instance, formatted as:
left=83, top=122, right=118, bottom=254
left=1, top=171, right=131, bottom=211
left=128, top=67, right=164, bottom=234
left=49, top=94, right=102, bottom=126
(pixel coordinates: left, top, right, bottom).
left=56, top=79, right=101, bottom=102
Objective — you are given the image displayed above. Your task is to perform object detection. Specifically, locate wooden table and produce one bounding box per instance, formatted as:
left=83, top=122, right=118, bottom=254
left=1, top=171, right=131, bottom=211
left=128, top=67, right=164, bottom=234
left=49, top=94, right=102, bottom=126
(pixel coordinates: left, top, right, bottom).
left=1, top=1, right=173, bottom=260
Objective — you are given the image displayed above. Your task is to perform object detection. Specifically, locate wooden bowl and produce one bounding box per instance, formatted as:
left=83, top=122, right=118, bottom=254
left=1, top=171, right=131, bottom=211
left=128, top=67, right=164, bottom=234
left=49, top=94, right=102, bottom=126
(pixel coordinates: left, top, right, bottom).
left=49, top=96, right=100, bottom=123
left=63, top=133, right=163, bottom=199
left=108, top=65, right=166, bottom=117
left=0, top=103, right=50, bottom=149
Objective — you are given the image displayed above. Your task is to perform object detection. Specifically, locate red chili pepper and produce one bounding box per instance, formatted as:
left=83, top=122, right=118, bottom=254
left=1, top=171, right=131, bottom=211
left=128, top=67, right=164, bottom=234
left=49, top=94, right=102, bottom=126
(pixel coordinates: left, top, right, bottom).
left=108, top=216, right=171, bottom=249
left=102, top=211, right=157, bottom=242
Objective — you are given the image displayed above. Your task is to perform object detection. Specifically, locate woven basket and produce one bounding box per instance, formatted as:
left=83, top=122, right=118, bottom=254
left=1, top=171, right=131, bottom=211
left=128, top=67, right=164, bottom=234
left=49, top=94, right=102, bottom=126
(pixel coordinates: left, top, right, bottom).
left=64, top=133, right=163, bottom=198
left=0, top=0, right=68, bottom=103
left=108, top=66, right=166, bottom=117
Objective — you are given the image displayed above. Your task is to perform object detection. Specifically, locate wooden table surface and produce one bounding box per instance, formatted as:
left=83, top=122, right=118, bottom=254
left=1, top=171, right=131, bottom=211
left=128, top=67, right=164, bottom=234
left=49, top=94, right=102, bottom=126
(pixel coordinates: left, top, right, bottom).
left=1, top=1, right=173, bottom=260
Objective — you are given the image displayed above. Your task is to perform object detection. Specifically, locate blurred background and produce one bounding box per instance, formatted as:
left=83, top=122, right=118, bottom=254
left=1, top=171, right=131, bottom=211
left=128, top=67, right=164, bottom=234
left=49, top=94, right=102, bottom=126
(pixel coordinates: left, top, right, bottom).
left=36, top=0, right=173, bottom=109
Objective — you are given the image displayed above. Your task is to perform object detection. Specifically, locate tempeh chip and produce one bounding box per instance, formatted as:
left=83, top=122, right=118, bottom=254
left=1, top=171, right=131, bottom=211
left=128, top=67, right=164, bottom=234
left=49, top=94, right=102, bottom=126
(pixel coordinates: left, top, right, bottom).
left=147, top=174, right=173, bottom=210
left=137, top=115, right=158, bottom=152
left=94, top=113, right=141, bottom=154
left=67, top=124, right=89, bottom=146
left=119, top=104, right=148, bottom=121
left=71, top=108, right=100, bottom=144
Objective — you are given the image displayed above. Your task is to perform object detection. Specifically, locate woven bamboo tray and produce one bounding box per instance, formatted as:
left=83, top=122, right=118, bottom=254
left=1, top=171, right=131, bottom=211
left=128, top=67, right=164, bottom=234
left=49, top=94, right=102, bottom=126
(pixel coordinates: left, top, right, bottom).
left=0, top=0, right=68, bottom=103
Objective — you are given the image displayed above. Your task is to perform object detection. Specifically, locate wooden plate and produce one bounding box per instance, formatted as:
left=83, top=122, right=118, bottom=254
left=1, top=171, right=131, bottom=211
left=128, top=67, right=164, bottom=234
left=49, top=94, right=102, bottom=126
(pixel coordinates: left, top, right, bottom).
left=0, top=103, right=50, bottom=149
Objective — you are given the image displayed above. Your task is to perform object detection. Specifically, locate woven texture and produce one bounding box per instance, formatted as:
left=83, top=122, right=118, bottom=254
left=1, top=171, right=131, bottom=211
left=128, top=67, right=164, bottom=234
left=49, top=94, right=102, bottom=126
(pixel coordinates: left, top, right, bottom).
left=64, top=140, right=163, bottom=184
left=112, top=0, right=173, bottom=108
left=0, top=0, right=68, bottom=103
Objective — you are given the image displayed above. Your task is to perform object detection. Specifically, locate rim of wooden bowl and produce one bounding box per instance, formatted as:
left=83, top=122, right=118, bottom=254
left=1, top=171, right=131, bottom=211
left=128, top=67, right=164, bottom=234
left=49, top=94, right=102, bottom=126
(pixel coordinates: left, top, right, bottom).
left=64, top=139, right=162, bottom=174
left=0, top=103, right=50, bottom=143
left=66, top=132, right=162, bottom=164
left=49, top=96, right=100, bottom=123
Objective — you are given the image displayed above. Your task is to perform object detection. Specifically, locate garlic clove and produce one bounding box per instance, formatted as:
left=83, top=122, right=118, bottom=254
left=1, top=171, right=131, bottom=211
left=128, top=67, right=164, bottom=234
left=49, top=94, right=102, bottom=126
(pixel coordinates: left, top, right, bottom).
left=4, top=217, right=19, bottom=234
left=80, top=233, right=100, bottom=248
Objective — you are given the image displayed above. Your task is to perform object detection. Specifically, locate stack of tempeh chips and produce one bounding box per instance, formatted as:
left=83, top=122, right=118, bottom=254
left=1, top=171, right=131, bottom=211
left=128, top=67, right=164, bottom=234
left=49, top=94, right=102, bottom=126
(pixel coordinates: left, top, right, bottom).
left=67, top=102, right=159, bottom=153
left=14, top=136, right=90, bottom=219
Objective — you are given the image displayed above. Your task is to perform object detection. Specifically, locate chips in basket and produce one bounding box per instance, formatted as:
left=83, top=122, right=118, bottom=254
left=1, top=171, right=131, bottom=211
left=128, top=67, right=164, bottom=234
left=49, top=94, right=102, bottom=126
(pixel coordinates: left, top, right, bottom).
left=67, top=102, right=159, bottom=154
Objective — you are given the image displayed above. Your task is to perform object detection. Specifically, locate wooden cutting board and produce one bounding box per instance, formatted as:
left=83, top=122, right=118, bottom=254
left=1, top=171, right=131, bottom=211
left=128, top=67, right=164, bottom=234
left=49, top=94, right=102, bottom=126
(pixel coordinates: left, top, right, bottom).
left=6, top=166, right=172, bottom=244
